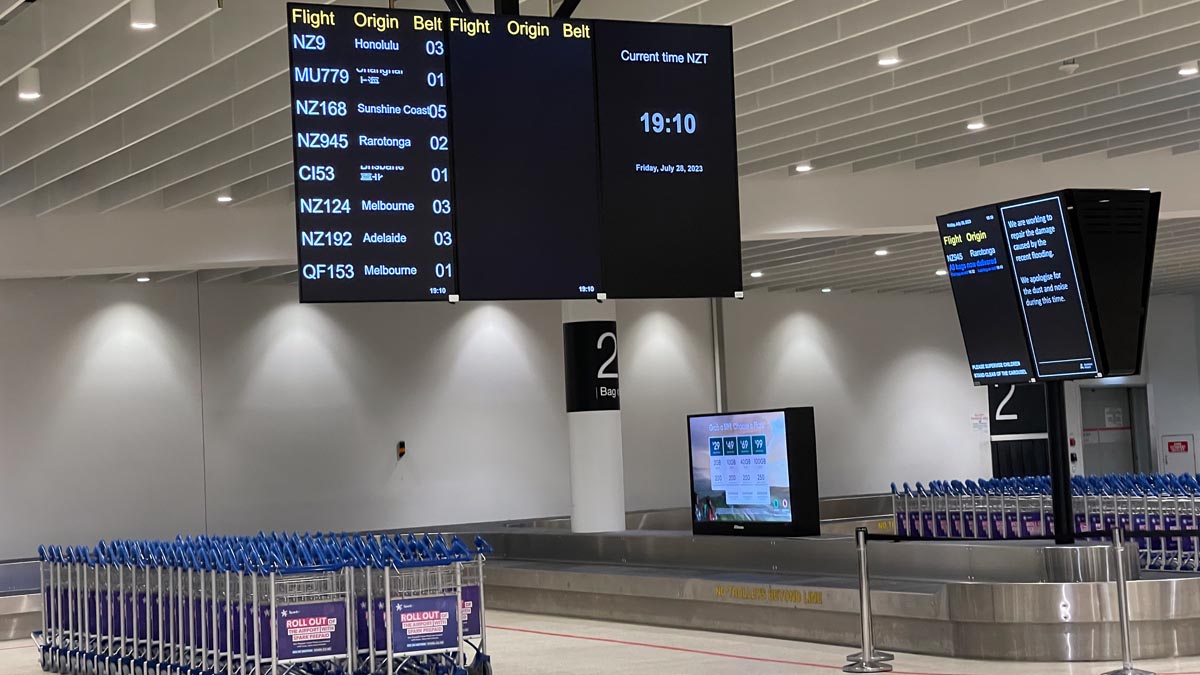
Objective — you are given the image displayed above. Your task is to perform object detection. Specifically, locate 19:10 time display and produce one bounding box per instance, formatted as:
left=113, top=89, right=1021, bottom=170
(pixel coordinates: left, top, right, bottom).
left=640, top=112, right=697, bottom=134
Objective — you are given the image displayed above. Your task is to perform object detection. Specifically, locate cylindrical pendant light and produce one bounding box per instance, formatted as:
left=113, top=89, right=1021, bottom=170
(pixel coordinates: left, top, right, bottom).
left=17, top=67, right=40, bottom=101
left=130, top=0, right=156, bottom=30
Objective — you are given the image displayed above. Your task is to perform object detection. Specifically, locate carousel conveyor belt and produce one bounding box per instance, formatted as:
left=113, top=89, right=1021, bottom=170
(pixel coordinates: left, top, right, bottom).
left=476, top=528, right=1200, bottom=662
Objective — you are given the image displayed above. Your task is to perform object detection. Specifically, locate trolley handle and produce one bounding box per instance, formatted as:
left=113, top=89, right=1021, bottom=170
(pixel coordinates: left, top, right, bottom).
left=273, top=562, right=345, bottom=574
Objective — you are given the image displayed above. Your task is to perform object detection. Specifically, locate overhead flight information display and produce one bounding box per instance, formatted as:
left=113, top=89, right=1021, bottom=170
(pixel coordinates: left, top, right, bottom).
left=937, top=206, right=1034, bottom=384
left=935, top=189, right=1146, bottom=385
left=594, top=21, right=742, bottom=298
left=999, top=195, right=1099, bottom=379
left=288, top=5, right=456, bottom=302
left=448, top=14, right=603, bottom=301
left=286, top=4, right=742, bottom=303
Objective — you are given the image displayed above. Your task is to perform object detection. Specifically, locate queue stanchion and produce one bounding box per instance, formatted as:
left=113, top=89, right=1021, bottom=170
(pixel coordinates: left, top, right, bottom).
left=844, top=528, right=892, bottom=673
left=1102, top=528, right=1155, bottom=675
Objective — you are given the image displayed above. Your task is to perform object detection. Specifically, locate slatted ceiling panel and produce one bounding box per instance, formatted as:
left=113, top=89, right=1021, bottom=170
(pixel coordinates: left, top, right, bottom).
left=1, top=0, right=1195, bottom=217
left=744, top=218, right=1200, bottom=295
left=735, top=0, right=1200, bottom=177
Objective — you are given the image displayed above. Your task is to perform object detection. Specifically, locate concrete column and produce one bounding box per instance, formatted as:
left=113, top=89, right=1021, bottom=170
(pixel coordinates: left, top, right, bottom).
left=562, top=299, right=626, bottom=532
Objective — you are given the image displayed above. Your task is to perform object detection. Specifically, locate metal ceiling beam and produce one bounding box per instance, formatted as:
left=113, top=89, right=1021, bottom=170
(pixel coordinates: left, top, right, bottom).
left=0, top=0, right=126, bottom=88
left=242, top=266, right=297, bottom=284
left=734, top=1, right=1200, bottom=174
left=759, top=246, right=943, bottom=291
left=32, top=84, right=288, bottom=215
left=154, top=270, right=196, bottom=283
left=740, top=65, right=1200, bottom=175
left=745, top=233, right=933, bottom=269
left=738, top=37, right=1200, bottom=159
left=84, top=110, right=291, bottom=215
left=0, top=0, right=331, bottom=209
left=220, top=165, right=294, bottom=208
left=0, top=1, right=218, bottom=140
left=197, top=267, right=259, bottom=284
left=156, top=141, right=292, bottom=211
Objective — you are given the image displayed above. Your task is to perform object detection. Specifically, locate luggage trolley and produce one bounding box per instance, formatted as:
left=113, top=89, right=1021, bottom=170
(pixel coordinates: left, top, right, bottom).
left=380, top=534, right=467, bottom=675
left=33, top=532, right=493, bottom=675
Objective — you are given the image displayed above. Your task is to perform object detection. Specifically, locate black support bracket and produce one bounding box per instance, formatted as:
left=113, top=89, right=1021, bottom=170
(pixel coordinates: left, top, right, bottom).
left=553, top=0, right=582, bottom=18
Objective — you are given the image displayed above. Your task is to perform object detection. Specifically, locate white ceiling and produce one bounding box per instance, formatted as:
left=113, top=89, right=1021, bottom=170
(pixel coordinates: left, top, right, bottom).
left=742, top=217, right=1200, bottom=295
left=0, top=0, right=1197, bottom=286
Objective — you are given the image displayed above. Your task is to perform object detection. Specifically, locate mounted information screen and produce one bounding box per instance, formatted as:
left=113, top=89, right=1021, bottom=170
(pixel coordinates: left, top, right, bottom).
left=999, top=195, right=1098, bottom=379
left=687, top=407, right=820, bottom=538
left=937, top=206, right=1034, bottom=383
left=286, top=4, right=741, bottom=302
left=936, top=189, right=1159, bottom=385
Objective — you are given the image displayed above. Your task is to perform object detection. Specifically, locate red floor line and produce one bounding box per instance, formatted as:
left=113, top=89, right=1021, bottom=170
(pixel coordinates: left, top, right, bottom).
left=487, top=624, right=1200, bottom=675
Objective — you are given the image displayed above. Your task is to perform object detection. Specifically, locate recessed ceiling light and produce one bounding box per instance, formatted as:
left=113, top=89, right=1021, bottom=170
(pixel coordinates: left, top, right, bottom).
left=750, top=271, right=764, bottom=278
left=1180, top=60, right=1199, bottom=76
left=935, top=269, right=948, bottom=277
left=136, top=276, right=151, bottom=283
left=966, top=117, right=986, bottom=131
left=792, top=162, right=812, bottom=174
left=821, top=287, right=832, bottom=293
left=130, top=0, right=156, bottom=30
left=216, top=194, right=233, bottom=203
left=17, top=67, right=40, bottom=101
left=877, top=49, right=900, bottom=67
left=874, top=249, right=888, bottom=256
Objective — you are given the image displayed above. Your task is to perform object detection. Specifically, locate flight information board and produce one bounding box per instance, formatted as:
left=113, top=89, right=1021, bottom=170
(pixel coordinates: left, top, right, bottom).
left=285, top=4, right=742, bottom=303
left=448, top=14, right=604, bottom=301
left=937, top=206, right=1034, bottom=384
left=937, top=190, right=1118, bottom=385
left=594, top=21, right=742, bottom=298
left=999, top=195, right=1099, bottom=379
left=289, top=5, right=456, bottom=302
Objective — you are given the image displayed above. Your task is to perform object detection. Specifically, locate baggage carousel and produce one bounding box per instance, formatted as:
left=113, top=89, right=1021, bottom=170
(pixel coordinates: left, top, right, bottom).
left=5, top=496, right=1200, bottom=661
left=470, top=498, right=1200, bottom=662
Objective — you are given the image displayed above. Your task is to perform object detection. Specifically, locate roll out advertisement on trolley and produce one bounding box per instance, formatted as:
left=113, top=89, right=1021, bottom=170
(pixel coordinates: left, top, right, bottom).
left=275, top=601, right=348, bottom=661
left=687, top=407, right=820, bottom=537
left=391, top=596, right=459, bottom=655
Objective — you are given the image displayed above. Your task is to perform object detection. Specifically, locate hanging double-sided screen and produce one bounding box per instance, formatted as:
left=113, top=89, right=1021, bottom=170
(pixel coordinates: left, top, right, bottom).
left=286, top=3, right=742, bottom=303
left=936, top=189, right=1159, bottom=385
left=998, top=194, right=1099, bottom=379
left=936, top=205, right=1035, bottom=384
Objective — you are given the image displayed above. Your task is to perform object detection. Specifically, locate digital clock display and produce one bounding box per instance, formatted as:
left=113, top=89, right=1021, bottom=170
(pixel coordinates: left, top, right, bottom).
left=641, top=112, right=698, bottom=134
left=287, top=4, right=742, bottom=303
left=594, top=20, right=742, bottom=298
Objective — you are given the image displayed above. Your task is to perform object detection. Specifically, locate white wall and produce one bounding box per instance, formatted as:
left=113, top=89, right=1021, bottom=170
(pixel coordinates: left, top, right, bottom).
left=1144, top=294, right=1200, bottom=471
left=0, top=279, right=207, bottom=559
left=0, top=277, right=717, bottom=557
left=722, top=292, right=991, bottom=497
left=197, top=283, right=572, bottom=535
left=616, top=299, right=717, bottom=511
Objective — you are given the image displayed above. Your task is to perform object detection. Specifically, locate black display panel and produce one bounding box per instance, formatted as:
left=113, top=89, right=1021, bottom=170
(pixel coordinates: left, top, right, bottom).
left=287, top=5, right=457, bottom=302
left=285, top=3, right=742, bottom=303
left=593, top=21, right=741, bottom=297
left=936, top=205, right=1034, bottom=384
left=1067, top=190, right=1160, bottom=377
left=449, top=15, right=604, bottom=301
left=999, top=194, right=1100, bottom=379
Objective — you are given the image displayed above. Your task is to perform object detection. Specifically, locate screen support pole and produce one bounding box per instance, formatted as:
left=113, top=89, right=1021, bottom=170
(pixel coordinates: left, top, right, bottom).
left=1045, top=380, right=1075, bottom=544
left=495, top=0, right=519, bottom=14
